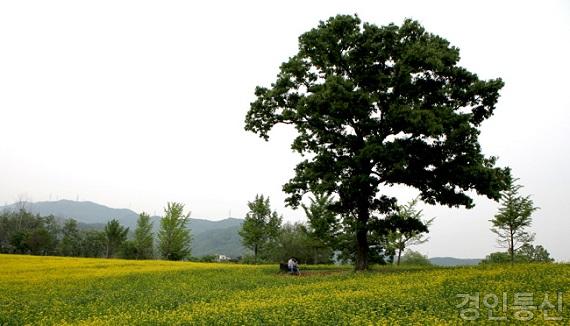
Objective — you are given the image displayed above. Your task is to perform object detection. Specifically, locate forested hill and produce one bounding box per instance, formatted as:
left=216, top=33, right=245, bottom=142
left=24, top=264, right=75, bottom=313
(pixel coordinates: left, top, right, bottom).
left=0, top=200, right=246, bottom=257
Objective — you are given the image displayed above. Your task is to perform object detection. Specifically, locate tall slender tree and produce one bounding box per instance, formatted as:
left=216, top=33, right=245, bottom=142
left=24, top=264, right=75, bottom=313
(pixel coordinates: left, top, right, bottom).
left=302, top=193, right=339, bottom=246
left=239, top=195, right=282, bottom=263
left=104, top=219, right=129, bottom=258
left=60, top=219, right=81, bottom=256
left=302, top=193, right=339, bottom=261
left=158, top=202, right=192, bottom=261
left=490, top=179, right=538, bottom=263
left=133, top=212, right=154, bottom=259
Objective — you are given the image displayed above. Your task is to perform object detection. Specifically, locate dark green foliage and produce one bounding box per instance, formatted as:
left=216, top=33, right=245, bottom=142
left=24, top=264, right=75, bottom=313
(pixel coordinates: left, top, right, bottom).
left=118, top=240, right=138, bottom=260
left=23, top=228, right=54, bottom=255
left=517, top=244, right=553, bottom=262
left=42, top=215, right=60, bottom=255
left=381, top=198, right=433, bottom=265
left=270, top=222, right=333, bottom=264
left=335, top=217, right=391, bottom=265
left=133, top=212, right=154, bottom=259
left=400, top=250, right=432, bottom=266
left=104, top=219, right=129, bottom=258
left=9, top=231, right=29, bottom=254
left=481, top=244, right=553, bottom=264
left=0, top=206, right=245, bottom=260
left=0, top=209, right=56, bottom=254
left=158, top=202, right=192, bottom=261
left=302, top=194, right=340, bottom=249
left=245, top=15, right=510, bottom=270
left=60, top=219, right=82, bottom=256
left=490, top=179, right=538, bottom=262
left=198, top=255, right=217, bottom=262
left=238, top=195, right=282, bottom=263
left=80, top=230, right=107, bottom=258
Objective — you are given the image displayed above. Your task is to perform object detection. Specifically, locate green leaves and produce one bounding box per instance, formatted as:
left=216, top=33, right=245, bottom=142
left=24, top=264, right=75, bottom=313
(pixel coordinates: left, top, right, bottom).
left=158, top=202, right=192, bottom=261
left=239, top=195, right=282, bottom=262
left=245, top=14, right=511, bottom=269
left=134, top=212, right=154, bottom=259
left=104, top=219, right=129, bottom=258
left=490, top=179, right=539, bottom=262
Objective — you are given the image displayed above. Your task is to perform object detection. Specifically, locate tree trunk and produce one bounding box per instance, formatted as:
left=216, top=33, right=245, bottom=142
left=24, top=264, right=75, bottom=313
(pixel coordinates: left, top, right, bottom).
left=254, top=244, right=258, bottom=264
left=509, top=228, right=514, bottom=264
left=397, top=248, right=402, bottom=266
left=355, top=209, right=370, bottom=271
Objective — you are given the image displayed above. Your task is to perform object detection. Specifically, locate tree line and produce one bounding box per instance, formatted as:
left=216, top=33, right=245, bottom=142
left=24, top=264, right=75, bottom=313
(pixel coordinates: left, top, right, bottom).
left=238, top=194, right=434, bottom=265
left=0, top=202, right=192, bottom=260
left=239, top=178, right=553, bottom=266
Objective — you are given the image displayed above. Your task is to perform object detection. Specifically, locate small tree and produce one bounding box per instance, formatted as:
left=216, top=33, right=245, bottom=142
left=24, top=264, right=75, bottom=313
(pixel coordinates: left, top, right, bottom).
left=490, top=179, right=538, bottom=263
left=384, top=198, right=434, bottom=265
left=23, top=228, right=53, bottom=255
left=302, top=193, right=340, bottom=248
left=119, top=240, right=138, bottom=259
left=517, top=244, right=553, bottom=263
left=104, top=219, right=129, bottom=258
left=60, top=219, right=82, bottom=256
left=42, top=215, right=60, bottom=255
left=239, top=195, right=282, bottom=263
left=271, top=222, right=333, bottom=264
left=133, top=212, right=154, bottom=259
left=158, top=202, right=192, bottom=261
left=80, top=230, right=107, bottom=258
left=400, top=250, right=432, bottom=266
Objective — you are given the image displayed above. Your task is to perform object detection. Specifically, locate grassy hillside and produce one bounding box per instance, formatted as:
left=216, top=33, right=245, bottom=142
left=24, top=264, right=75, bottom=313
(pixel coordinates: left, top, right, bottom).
left=1, top=255, right=568, bottom=325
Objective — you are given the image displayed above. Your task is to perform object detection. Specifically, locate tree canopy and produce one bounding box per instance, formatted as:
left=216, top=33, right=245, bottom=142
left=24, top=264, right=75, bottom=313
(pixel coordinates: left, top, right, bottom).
left=482, top=244, right=553, bottom=264
left=158, top=202, right=192, bottom=261
left=133, top=212, right=154, bottom=259
left=490, top=179, right=538, bottom=262
left=239, top=194, right=282, bottom=263
left=383, top=197, right=433, bottom=265
left=104, top=219, right=129, bottom=258
left=245, top=15, right=510, bottom=270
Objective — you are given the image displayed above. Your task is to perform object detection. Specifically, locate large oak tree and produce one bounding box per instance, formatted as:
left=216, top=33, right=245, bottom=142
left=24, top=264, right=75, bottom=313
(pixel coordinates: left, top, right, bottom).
left=245, top=15, right=510, bottom=270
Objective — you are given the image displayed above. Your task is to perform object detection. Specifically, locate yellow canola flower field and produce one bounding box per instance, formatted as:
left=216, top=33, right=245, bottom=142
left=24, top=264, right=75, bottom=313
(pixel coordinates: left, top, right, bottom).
left=0, top=254, right=569, bottom=325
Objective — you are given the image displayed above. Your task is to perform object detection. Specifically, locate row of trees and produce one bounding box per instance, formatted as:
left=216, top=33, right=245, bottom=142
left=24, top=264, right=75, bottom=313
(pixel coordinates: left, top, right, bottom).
left=0, top=202, right=192, bottom=261
left=240, top=177, right=552, bottom=266
left=239, top=194, right=433, bottom=265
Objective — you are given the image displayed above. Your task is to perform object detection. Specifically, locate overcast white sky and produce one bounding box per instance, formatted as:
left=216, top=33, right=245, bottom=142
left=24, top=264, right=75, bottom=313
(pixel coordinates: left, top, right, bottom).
left=1, top=0, right=569, bottom=260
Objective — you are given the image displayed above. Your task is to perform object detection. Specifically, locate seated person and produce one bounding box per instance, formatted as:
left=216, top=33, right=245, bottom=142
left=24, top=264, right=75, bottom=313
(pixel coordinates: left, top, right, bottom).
left=287, top=257, right=299, bottom=274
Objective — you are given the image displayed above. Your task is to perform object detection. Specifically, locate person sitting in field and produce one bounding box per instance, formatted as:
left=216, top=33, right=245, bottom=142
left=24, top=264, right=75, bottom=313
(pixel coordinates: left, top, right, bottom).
left=287, top=257, right=299, bottom=274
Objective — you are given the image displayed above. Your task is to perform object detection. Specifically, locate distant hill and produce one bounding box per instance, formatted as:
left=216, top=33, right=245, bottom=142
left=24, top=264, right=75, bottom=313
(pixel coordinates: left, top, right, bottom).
left=429, top=257, right=481, bottom=266
left=0, top=200, right=246, bottom=258
left=192, top=226, right=245, bottom=258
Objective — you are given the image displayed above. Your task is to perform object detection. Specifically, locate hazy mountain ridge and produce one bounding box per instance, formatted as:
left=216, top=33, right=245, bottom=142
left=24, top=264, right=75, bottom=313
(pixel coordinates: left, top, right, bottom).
left=429, top=257, right=481, bottom=266
left=0, top=200, right=246, bottom=257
